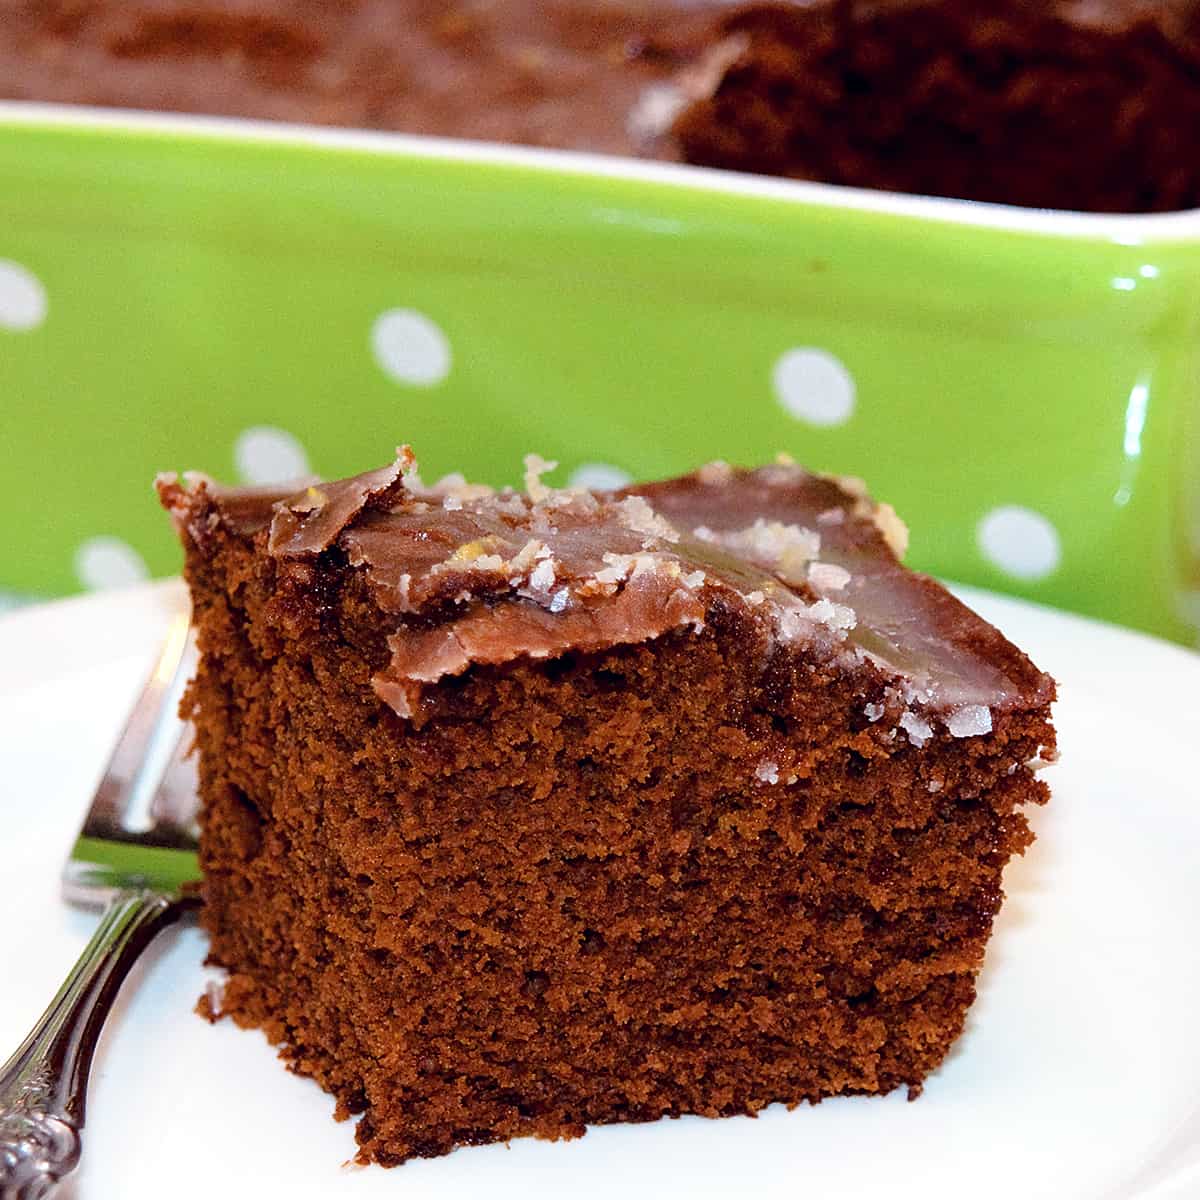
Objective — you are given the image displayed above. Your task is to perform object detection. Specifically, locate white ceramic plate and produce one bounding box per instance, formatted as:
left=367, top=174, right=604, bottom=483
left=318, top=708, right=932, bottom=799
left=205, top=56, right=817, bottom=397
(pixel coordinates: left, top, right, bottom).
left=2, top=582, right=1198, bottom=1200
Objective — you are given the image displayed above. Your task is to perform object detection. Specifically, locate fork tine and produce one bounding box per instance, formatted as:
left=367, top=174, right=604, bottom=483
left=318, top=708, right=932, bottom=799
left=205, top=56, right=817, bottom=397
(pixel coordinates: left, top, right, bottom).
left=147, top=714, right=200, bottom=837
left=81, top=610, right=193, bottom=841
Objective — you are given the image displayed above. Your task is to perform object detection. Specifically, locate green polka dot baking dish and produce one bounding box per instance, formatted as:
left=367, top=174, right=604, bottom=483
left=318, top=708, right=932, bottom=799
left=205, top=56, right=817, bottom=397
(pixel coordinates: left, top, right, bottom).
left=1, top=103, right=1198, bottom=645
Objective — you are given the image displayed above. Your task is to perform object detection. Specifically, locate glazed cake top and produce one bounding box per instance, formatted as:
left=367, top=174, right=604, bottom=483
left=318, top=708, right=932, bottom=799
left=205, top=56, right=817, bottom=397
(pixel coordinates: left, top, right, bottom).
left=0, top=0, right=737, bottom=158
left=158, top=448, right=1053, bottom=731
left=6, top=1, right=1196, bottom=160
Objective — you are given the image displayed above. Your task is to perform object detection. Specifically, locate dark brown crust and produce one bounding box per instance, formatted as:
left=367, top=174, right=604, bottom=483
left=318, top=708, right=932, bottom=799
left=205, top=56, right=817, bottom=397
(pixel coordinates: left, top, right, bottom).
left=158, top=456, right=1053, bottom=724
left=6, top=0, right=1200, bottom=212
left=633, top=469, right=1053, bottom=711
left=163, top=451, right=1055, bottom=1166
left=266, top=453, right=409, bottom=556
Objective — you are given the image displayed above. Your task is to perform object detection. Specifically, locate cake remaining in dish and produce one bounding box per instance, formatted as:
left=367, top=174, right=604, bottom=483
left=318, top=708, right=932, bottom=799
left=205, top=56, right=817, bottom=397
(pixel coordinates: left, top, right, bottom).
left=6, top=0, right=1200, bottom=212
left=159, top=449, right=1055, bottom=1166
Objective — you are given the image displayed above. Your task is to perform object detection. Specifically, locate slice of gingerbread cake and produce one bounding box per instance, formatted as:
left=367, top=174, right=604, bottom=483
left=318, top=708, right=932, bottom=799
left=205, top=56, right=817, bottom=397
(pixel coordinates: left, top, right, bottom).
left=157, top=449, right=1055, bottom=1166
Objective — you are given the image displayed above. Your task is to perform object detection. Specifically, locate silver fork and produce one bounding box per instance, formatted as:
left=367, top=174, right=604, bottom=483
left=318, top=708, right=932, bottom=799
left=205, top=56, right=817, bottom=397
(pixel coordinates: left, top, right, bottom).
left=0, top=612, right=201, bottom=1200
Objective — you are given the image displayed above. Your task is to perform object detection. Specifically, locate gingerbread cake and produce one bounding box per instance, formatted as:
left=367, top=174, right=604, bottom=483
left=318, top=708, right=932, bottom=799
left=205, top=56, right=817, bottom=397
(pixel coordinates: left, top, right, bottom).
left=4, top=0, right=1199, bottom=212
left=158, top=449, right=1055, bottom=1166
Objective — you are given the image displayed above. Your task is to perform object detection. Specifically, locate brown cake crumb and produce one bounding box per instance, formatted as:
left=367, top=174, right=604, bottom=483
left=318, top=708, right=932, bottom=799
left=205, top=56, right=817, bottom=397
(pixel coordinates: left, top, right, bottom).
left=672, top=0, right=1200, bottom=213
left=160, top=450, right=1055, bottom=1166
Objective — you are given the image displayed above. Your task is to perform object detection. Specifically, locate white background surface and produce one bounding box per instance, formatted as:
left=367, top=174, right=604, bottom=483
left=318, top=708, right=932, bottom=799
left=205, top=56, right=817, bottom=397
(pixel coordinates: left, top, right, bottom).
left=1, top=581, right=1198, bottom=1199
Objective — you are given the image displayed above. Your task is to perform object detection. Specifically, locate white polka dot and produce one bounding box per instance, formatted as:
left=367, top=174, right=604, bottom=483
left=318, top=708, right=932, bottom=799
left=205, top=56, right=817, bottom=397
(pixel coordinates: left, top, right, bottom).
left=978, top=505, right=1062, bottom=582
left=75, top=536, right=149, bottom=591
left=772, top=348, right=855, bottom=427
left=0, top=260, right=47, bottom=331
left=234, top=426, right=311, bottom=485
left=371, top=309, right=451, bottom=386
left=568, top=463, right=633, bottom=491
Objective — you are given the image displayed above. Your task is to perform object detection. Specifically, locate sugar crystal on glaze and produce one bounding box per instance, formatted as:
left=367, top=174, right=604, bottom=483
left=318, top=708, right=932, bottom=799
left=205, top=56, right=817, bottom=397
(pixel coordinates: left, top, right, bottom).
left=947, top=705, right=995, bottom=738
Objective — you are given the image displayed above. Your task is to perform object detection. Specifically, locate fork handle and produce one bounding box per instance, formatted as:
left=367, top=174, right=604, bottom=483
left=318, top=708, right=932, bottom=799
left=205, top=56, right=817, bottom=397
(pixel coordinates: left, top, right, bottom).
left=0, top=889, right=192, bottom=1200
